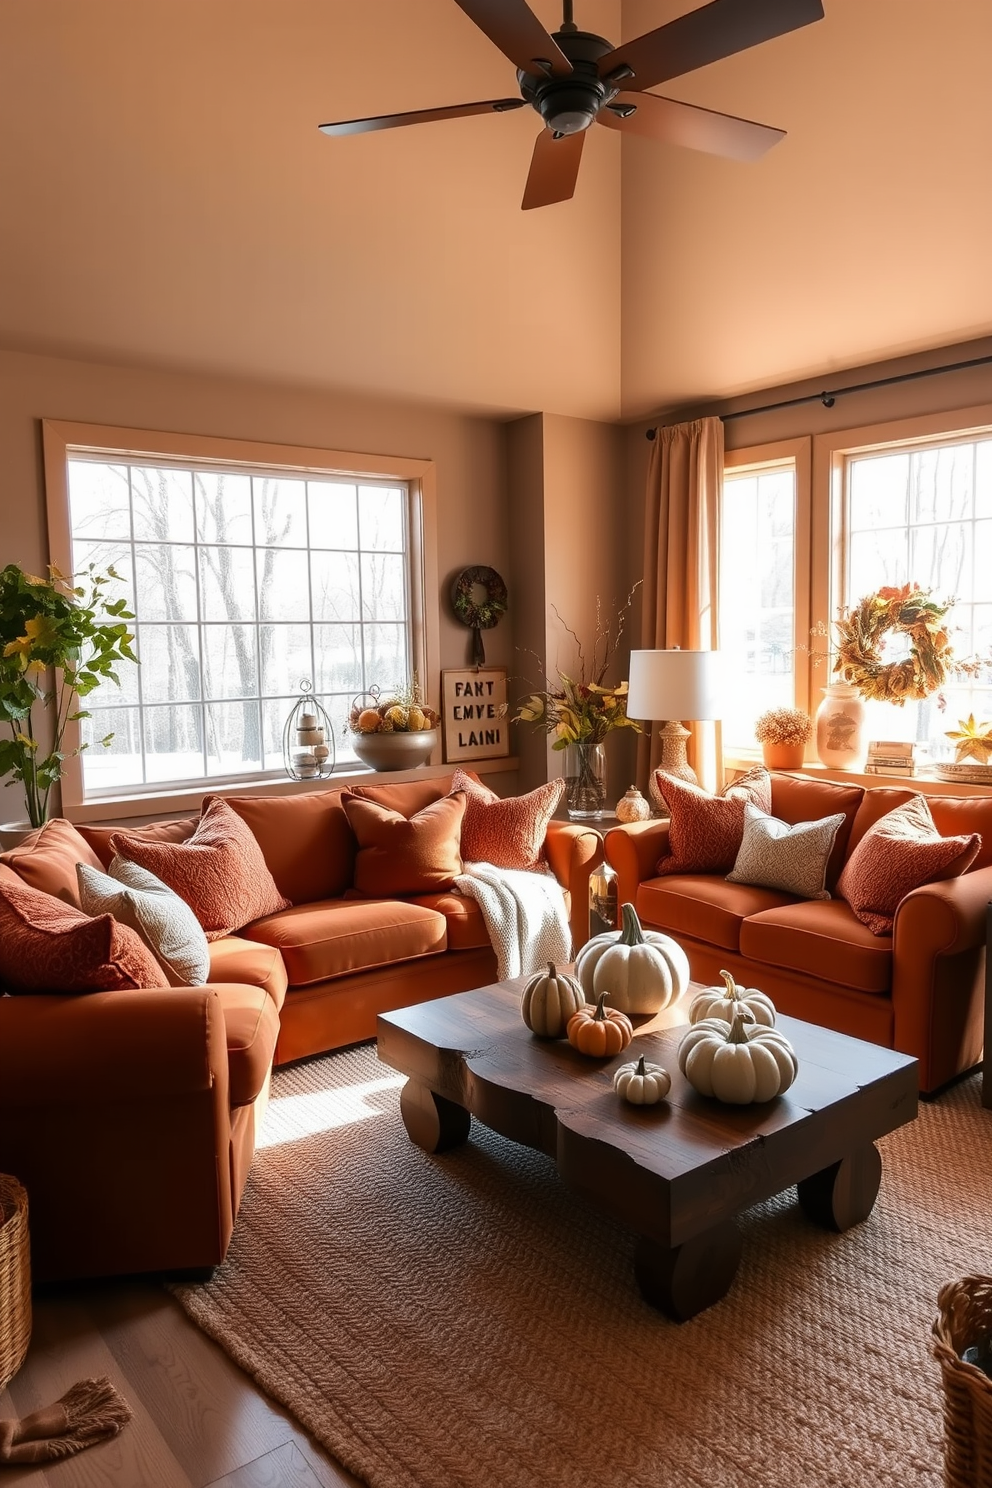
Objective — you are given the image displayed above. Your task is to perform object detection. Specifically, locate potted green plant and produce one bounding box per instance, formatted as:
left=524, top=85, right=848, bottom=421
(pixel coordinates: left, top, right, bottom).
left=0, top=563, right=136, bottom=840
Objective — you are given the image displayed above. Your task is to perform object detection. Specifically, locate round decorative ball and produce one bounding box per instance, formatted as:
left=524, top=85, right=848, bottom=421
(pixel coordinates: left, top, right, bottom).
left=615, top=786, right=651, bottom=823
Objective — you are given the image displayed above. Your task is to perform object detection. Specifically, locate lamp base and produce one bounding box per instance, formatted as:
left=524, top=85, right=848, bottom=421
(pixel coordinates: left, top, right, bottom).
left=649, top=721, right=697, bottom=812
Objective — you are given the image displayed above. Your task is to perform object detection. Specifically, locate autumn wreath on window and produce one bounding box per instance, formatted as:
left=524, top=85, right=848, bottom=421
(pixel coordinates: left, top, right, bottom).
left=832, top=584, right=958, bottom=704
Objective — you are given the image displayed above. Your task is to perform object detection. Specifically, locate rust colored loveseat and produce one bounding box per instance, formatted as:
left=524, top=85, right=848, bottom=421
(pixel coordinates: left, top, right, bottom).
left=604, top=772, right=992, bottom=1096
left=0, top=772, right=601, bottom=1282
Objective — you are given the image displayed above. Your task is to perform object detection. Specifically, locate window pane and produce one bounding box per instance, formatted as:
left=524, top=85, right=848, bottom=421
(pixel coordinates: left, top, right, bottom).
left=80, top=707, right=144, bottom=790
left=195, top=472, right=253, bottom=545
left=135, top=544, right=198, bottom=622
left=135, top=624, right=201, bottom=704
left=143, top=704, right=204, bottom=783
left=68, top=462, right=131, bottom=541
left=261, top=698, right=294, bottom=771
left=205, top=701, right=262, bottom=777
left=360, top=553, right=406, bottom=622
left=849, top=453, right=908, bottom=530
left=359, top=486, right=404, bottom=551
left=719, top=464, right=796, bottom=751
left=202, top=625, right=258, bottom=700
left=71, top=542, right=134, bottom=614
left=257, top=549, right=310, bottom=621
left=309, top=481, right=358, bottom=549
left=314, top=624, right=363, bottom=696
left=254, top=477, right=307, bottom=548
left=130, top=466, right=195, bottom=544
left=311, top=551, right=360, bottom=622
left=199, top=546, right=257, bottom=622
left=259, top=623, right=313, bottom=697
left=363, top=623, right=406, bottom=688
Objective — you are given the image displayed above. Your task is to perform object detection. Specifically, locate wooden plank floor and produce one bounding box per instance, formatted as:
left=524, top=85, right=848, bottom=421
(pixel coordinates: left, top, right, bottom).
left=0, top=1280, right=363, bottom=1488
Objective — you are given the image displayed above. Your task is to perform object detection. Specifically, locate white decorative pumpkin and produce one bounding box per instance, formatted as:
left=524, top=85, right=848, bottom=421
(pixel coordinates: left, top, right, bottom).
left=689, top=968, right=777, bottom=1028
left=521, top=962, right=587, bottom=1039
left=613, top=1054, right=671, bottom=1105
left=678, top=1010, right=798, bottom=1105
left=575, top=902, right=689, bottom=1015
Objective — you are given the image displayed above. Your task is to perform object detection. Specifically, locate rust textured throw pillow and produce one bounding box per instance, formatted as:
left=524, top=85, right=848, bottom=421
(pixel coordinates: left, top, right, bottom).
left=837, top=793, right=981, bottom=935
left=654, top=767, right=773, bottom=876
left=0, top=873, right=166, bottom=993
left=341, top=789, right=466, bottom=897
left=449, top=769, right=563, bottom=871
left=0, top=817, right=104, bottom=906
left=110, top=794, right=290, bottom=940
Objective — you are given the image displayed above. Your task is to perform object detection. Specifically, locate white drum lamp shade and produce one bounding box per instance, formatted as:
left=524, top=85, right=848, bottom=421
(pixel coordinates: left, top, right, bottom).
left=627, top=649, right=724, bottom=787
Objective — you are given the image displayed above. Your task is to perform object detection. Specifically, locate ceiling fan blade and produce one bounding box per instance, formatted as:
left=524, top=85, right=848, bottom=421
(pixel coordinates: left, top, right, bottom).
left=319, top=98, right=525, bottom=137
left=598, top=90, right=784, bottom=161
left=521, top=128, right=585, bottom=211
left=453, top=0, right=572, bottom=77
left=597, top=0, right=824, bottom=91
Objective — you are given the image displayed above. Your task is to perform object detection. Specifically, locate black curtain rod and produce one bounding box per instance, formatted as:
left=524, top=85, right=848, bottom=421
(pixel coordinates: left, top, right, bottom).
left=644, top=352, right=992, bottom=440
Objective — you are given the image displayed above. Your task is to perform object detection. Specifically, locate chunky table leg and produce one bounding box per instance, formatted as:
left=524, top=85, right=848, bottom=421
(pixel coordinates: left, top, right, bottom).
left=797, top=1142, right=882, bottom=1231
left=634, top=1220, right=743, bottom=1321
left=399, top=1078, right=471, bottom=1153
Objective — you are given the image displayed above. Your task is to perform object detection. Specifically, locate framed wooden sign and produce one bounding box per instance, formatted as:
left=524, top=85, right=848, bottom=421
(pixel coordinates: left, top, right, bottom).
left=441, top=667, right=510, bottom=763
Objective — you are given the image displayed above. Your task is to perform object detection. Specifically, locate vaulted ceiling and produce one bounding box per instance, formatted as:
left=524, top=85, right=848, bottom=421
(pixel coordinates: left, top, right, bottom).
left=1, top=0, right=990, bottom=423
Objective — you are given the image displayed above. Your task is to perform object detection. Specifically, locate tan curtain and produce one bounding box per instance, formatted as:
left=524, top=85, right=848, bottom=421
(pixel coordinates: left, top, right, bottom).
left=636, top=415, right=724, bottom=792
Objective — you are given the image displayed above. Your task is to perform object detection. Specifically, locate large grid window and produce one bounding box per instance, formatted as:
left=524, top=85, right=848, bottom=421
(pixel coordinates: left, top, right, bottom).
left=842, top=433, right=992, bottom=762
left=66, top=456, right=413, bottom=795
left=719, top=459, right=797, bottom=751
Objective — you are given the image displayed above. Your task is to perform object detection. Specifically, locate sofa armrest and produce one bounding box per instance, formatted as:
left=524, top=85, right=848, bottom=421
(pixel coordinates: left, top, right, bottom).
left=890, top=864, right=992, bottom=1092
left=603, top=821, right=671, bottom=911
left=544, top=819, right=605, bottom=951
left=0, top=988, right=230, bottom=1107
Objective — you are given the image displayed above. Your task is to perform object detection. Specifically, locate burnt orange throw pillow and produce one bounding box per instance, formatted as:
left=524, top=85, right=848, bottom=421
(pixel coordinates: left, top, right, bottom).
left=837, top=793, right=980, bottom=935
left=450, top=769, right=563, bottom=871
left=111, top=795, right=290, bottom=940
left=341, top=789, right=466, bottom=897
left=0, top=874, right=166, bottom=993
left=654, top=767, right=773, bottom=876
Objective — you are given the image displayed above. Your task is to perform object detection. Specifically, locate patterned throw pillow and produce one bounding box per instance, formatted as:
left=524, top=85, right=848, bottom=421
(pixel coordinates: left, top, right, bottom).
left=727, top=803, right=846, bottom=900
left=449, top=770, right=564, bottom=871
left=110, top=795, right=290, bottom=941
left=0, top=873, right=166, bottom=993
left=341, top=789, right=466, bottom=897
left=0, top=817, right=104, bottom=906
left=837, top=794, right=981, bottom=935
left=654, top=767, right=773, bottom=876
left=77, top=859, right=211, bottom=986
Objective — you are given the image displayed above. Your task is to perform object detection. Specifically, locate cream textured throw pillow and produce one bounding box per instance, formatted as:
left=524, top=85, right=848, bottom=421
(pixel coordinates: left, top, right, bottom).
left=726, top=803, right=846, bottom=900
left=76, top=859, right=211, bottom=986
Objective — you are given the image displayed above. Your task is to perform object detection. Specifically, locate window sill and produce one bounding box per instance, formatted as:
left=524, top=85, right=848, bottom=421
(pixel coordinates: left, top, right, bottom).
left=65, top=756, right=520, bottom=827
left=725, top=751, right=992, bottom=798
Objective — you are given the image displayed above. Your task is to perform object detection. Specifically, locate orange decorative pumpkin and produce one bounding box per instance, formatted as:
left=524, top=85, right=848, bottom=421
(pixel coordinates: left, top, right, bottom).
left=566, top=992, right=634, bottom=1057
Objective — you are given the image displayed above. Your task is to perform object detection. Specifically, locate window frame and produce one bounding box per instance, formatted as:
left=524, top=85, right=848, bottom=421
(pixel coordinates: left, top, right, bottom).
left=42, top=419, right=440, bottom=819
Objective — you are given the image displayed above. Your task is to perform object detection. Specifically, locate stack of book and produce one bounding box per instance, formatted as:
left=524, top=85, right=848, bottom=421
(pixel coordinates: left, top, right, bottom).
left=864, top=741, right=915, bottom=776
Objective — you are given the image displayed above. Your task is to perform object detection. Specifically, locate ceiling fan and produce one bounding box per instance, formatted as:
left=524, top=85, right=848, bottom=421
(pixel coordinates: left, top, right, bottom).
left=318, top=0, right=825, bottom=210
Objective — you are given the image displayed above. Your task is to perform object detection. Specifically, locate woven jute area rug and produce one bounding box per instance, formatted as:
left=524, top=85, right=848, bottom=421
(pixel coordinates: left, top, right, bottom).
left=172, top=1044, right=992, bottom=1488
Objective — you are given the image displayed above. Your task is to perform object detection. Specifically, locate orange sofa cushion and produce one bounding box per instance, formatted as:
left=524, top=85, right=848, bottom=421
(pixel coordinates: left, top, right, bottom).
left=767, top=773, right=864, bottom=888
left=208, top=935, right=288, bottom=1010
left=0, top=818, right=103, bottom=906
left=636, top=874, right=799, bottom=953
left=837, top=794, right=980, bottom=934
left=739, top=899, right=892, bottom=995
left=341, top=790, right=466, bottom=897
left=346, top=779, right=448, bottom=817
left=243, top=897, right=448, bottom=986
left=77, top=816, right=199, bottom=869
left=225, top=790, right=357, bottom=903
left=925, top=793, right=992, bottom=871
left=653, top=768, right=772, bottom=875
left=111, top=795, right=290, bottom=940
left=408, top=890, right=492, bottom=951
left=0, top=871, right=167, bottom=993
left=450, top=769, right=564, bottom=871
left=213, top=985, right=280, bottom=1108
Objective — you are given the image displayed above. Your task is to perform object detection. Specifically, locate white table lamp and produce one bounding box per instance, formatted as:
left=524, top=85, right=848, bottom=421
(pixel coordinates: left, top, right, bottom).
left=627, top=649, right=723, bottom=785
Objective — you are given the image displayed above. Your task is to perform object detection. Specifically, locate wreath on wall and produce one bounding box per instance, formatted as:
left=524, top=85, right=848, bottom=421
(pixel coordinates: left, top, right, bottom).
left=451, top=565, right=507, bottom=664
left=833, top=584, right=956, bottom=704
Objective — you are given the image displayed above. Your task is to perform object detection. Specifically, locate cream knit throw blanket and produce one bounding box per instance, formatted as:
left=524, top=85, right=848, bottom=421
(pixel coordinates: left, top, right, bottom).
left=455, top=862, right=572, bottom=980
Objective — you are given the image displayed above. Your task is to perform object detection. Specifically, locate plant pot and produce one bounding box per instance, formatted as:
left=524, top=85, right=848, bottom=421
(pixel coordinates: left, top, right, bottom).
left=351, top=730, right=438, bottom=772
left=761, top=742, right=807, bottom=770
left=0, top=821, right=39, bottom=851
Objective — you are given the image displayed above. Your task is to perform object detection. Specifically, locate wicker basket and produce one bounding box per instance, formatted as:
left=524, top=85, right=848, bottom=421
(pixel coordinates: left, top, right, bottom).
left=933, top=1276, right=992, bottom=1487
left=0, top=1175, right=31, bottom=1393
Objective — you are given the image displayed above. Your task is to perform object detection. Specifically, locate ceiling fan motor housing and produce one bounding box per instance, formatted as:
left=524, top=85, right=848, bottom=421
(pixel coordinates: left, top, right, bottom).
left=518, top=30, right=618, bottom=135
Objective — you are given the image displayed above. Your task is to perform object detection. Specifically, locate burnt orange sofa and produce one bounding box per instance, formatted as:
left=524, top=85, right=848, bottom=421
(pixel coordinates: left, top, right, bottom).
left=0, top=772, right=601, bottom=1282
left=604, top=772, right=992, bottom=1096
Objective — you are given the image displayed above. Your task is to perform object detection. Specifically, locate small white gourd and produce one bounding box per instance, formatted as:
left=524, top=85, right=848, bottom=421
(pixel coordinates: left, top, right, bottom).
left=613, top=1054, right=671, bottom=1106
left=575, top=902, right=689, bottom=1015
left=689, top=968, right=777, bottom=1028
left=678, top=1009, right=798, bottom=1104
left=521, top=962, right=587, bottom=1039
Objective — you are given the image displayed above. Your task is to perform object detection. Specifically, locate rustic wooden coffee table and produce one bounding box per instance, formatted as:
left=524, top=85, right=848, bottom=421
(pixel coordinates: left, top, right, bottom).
left=377, top=979, right=918, bottom=1320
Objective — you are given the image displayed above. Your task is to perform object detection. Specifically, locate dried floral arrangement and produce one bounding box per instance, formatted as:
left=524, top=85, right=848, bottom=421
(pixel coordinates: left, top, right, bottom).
left=346, top=679, right=439, bottom=736
left=832, top=584, right=958, bottom=704
left=754, top=707, right=814, bottom=747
